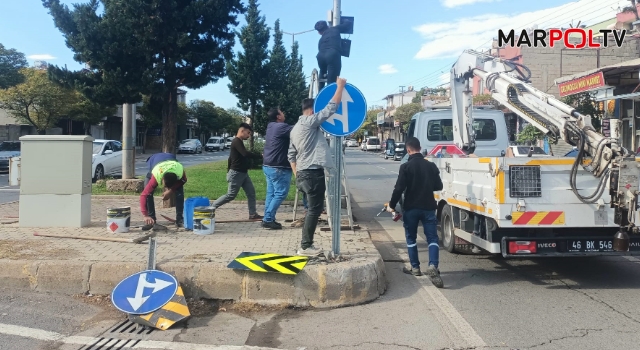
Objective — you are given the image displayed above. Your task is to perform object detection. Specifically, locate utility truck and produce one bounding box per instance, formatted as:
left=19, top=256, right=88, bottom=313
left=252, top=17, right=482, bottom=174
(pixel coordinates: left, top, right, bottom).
left=402, top=49, right=640, bottom=257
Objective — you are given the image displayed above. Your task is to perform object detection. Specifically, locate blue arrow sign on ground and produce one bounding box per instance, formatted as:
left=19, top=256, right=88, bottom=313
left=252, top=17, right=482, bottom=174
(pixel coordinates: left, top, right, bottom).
left=315, top=83, right=367, bottom=137
left=111, top=270, right=178, bottom=315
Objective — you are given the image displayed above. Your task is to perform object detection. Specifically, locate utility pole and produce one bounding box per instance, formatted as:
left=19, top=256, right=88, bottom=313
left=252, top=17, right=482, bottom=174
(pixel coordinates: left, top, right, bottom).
left=122, top=103, right=135, bottom=179
left=399, top=86, right=405, bottom=106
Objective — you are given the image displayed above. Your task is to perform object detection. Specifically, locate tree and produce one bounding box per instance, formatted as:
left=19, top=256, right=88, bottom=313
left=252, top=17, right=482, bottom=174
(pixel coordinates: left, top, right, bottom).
left=68, top=93, right=117, bottom=135
left=227, top=0, right=270, bottom=149
left=260, top=19, right=289, bottom=135
left=188, top=99, right=227, bottom=137
left=284, top=41, right=308, bottom=124
left=517, top=124, right=544, bottom=145
left=411, top=88, right=425, bottom=103
left=562, top=92, right=601, bottom=131
left=0, top=68, right=77, bottom=134
left=0, top=44, right=28, bottom=89
left=394, top=103, right=424, bottom=124
left=43, top=0, right=244, bottom=153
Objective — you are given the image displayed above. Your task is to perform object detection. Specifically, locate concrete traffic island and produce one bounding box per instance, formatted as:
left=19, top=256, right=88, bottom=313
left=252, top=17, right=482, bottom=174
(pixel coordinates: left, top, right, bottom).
left=0, top=197, right=386, bottom=308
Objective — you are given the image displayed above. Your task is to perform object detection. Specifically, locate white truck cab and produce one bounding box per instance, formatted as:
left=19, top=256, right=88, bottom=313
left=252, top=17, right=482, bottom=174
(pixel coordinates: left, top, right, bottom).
left=401, top=107, right=510, bottom=162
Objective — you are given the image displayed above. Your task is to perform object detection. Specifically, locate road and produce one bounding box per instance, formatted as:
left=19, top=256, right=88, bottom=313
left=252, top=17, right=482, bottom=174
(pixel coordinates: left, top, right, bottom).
left=1, top=148, right=640, bottom=349
left=0, top=150, right=229, bottom=205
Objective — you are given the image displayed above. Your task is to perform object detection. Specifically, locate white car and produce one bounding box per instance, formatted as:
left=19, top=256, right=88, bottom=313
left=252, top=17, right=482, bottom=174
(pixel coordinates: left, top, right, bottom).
left=92, top=139, right=123, bottom=181
left=364, top=137, right=381, bottom=152
left=225, top=137, right=234, bottom=148
left=205, top=137, right=224, bottom=151
left=346, top=139, right=358, bottom=147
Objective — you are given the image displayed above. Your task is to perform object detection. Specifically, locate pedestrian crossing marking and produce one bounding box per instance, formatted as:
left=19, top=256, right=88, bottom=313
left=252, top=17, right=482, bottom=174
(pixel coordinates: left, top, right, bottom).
left=227, top=252, right=309, bottom=275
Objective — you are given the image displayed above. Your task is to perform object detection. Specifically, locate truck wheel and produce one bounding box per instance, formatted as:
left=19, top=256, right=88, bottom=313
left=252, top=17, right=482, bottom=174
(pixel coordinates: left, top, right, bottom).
left=440, top=204, right=458, bottom=253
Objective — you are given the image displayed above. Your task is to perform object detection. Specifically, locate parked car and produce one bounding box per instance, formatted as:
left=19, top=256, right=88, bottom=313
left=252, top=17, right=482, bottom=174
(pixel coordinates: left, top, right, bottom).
left=225, top=137, right=234, bottom=148
left=178, top=139, right=202, bottom=154
left=205, top=137, right=224, bottom=151
left=0, top=141, right=20, bottom=173
left=346, top=139, right=358, bottom=147
left=92, top=139, right=123, bottom=181
left=364, top=137, right=381, bottom=152
left=508, top=145, right=549, bottom=157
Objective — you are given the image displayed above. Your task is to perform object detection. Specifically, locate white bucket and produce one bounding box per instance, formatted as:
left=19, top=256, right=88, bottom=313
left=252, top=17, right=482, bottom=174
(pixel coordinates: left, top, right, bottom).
left=193, top=206, right=215, bottom=235
left=107, top=207, right=131, bottom=233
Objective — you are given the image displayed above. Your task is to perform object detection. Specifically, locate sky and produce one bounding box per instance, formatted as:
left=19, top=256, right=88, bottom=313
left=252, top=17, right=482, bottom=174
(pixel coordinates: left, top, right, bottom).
left=0, top=0, right=627, bottom=112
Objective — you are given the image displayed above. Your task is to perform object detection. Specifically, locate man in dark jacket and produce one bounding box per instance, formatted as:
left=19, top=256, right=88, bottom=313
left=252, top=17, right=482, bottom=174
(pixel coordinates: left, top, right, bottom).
left=387, top=137, right=444, bottom=288
left=314, top=19, right=352, bottom=89
left=262, top=108, right=294, bottom=229
left=211, top=123, right=263, bottom=220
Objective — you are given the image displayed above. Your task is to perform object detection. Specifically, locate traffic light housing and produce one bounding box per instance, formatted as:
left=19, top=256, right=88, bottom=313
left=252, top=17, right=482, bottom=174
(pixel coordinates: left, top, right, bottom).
left=341, top=16, right=354, bottom=34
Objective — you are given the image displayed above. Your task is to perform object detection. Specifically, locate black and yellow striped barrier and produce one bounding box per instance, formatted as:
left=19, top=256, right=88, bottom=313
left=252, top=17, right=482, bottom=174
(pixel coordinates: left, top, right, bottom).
left=227, top=252, right=309, bottom=275
left=129, top=286, right=190, bottom=330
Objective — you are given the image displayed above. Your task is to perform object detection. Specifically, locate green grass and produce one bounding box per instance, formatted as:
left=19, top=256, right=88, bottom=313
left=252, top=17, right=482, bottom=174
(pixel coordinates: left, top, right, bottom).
left=92, top=161, right=297, bottom=201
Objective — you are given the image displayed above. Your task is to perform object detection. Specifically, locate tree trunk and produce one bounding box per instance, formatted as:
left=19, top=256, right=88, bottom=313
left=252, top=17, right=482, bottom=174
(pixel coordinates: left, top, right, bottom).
left=37, top=129, right=46, bottom=135
left=84, top=122, right=91, bottom=136
left=161, top=89, right=178, bottom=154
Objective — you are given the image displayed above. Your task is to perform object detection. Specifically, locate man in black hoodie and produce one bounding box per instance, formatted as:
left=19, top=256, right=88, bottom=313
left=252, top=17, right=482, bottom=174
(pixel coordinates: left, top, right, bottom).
left=314, top=19, right=352, bottom=89
left=387, top=137, right=444, bottom=288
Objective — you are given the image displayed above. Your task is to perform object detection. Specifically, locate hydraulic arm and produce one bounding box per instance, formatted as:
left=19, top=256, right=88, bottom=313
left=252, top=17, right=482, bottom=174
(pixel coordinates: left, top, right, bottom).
left=449, top=49, right=639, bottom=249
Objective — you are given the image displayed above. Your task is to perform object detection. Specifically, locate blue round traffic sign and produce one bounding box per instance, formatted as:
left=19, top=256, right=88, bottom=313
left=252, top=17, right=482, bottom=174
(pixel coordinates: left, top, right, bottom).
left=111, top=270, right=178, bottom=315
left=314, top=83, right=367, bottom=137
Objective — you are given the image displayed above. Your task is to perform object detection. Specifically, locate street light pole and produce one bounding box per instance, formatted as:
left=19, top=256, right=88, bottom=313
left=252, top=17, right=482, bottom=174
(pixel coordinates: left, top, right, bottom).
left=283, top=29, right=315, bottom=46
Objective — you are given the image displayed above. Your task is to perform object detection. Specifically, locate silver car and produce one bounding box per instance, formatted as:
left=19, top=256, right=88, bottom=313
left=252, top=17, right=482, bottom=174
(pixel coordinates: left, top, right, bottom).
left=178, top=139, right=203, bottom=154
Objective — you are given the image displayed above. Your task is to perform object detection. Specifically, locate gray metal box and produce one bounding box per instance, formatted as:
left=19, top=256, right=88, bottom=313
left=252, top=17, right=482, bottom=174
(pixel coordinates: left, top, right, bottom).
left=19, top=135, right=94, bottom=195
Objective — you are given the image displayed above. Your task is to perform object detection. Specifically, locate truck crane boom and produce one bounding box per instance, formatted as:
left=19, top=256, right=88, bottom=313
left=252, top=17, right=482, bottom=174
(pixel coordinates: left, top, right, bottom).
left=449, top=49, right=639, bottom=248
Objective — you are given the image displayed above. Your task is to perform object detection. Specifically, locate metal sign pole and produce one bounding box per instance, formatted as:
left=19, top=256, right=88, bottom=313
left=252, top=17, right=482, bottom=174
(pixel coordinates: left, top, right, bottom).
left=332, top=136, right=343, bottom=255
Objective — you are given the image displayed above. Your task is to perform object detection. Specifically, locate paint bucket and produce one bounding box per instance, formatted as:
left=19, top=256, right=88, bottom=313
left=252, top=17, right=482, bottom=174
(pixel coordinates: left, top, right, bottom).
left=184, top=197, right=210, bottom=230
left=193, top=206, right=215, bottom=235
left=107, top=207, right=131, bottom=233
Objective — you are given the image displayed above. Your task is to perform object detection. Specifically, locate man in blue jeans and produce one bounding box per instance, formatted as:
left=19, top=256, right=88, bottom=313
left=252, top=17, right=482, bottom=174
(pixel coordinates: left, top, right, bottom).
left=262, top=108, right=294, bottom=229
left=387, top=137, right=444, bottom=288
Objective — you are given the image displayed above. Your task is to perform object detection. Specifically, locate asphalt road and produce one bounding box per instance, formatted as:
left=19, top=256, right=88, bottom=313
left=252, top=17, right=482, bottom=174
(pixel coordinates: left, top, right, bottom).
left=0, top=150, right=230, bottom=205
left=2, top=148, right=640, bottom=349
left=346, top=148, right=640, bottom=350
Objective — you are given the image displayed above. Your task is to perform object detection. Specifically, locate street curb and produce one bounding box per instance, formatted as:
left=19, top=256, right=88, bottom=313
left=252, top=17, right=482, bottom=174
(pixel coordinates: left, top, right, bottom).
left=0, top=254, right=387, bottom=308
left=90, top=196, right=298, bottom=206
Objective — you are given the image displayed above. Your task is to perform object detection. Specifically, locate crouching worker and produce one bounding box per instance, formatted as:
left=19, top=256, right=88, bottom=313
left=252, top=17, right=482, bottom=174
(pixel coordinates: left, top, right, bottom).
left=140, top=152, right=187, bottom=230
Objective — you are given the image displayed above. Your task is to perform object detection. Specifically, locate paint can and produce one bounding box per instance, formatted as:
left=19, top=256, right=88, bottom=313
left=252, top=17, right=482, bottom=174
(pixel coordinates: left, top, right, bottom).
left=193, top=206, right=215, bottom=235
left=107, top=207, right=131, bottom=233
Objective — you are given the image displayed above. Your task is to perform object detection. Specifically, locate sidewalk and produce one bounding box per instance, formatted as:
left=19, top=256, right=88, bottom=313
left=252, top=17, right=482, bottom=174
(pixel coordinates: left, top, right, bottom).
left=0, top=196, right=385, bottom=308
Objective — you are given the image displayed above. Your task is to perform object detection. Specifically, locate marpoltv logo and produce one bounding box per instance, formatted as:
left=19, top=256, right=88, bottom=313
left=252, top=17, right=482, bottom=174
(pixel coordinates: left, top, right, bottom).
left=498, top=29, right=626, bottom=49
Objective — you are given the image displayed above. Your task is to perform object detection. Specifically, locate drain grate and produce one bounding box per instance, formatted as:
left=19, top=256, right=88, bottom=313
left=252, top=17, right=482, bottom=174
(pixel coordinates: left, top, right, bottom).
left=79, top=338, right=140, bottom=350
left=108, top=319, right=155, bottom=336
left=78, top=319, right=155, bottom=350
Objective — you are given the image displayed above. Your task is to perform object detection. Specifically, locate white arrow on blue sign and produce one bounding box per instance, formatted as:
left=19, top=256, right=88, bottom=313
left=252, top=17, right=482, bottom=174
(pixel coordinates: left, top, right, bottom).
left=111, top=270, right=178, bottom=315
left=314, top=83, right=367, bottom=137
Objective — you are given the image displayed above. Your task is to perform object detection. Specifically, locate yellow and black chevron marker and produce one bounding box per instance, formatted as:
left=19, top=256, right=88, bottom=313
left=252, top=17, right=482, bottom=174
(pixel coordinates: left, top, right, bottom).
left=129, top=286, right=190, bottom=330
left=227, top=252, right=309, bottom=275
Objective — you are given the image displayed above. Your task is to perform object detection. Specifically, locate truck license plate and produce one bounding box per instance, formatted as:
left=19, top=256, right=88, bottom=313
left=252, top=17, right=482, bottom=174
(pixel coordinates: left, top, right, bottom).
left=567, top=239, right=614, bottom=253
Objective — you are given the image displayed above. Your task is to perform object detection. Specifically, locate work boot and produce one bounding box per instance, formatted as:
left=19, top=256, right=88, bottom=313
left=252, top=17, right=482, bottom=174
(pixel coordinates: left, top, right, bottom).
left=261, top=221, right=282, bottom=230
left=249, top=213, right=263, bottom=220
left=175, top=220, right=184, bottom=229
left=402, top=266, right=423, bottom=276
left=425, top=264, right=444, bottom=288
